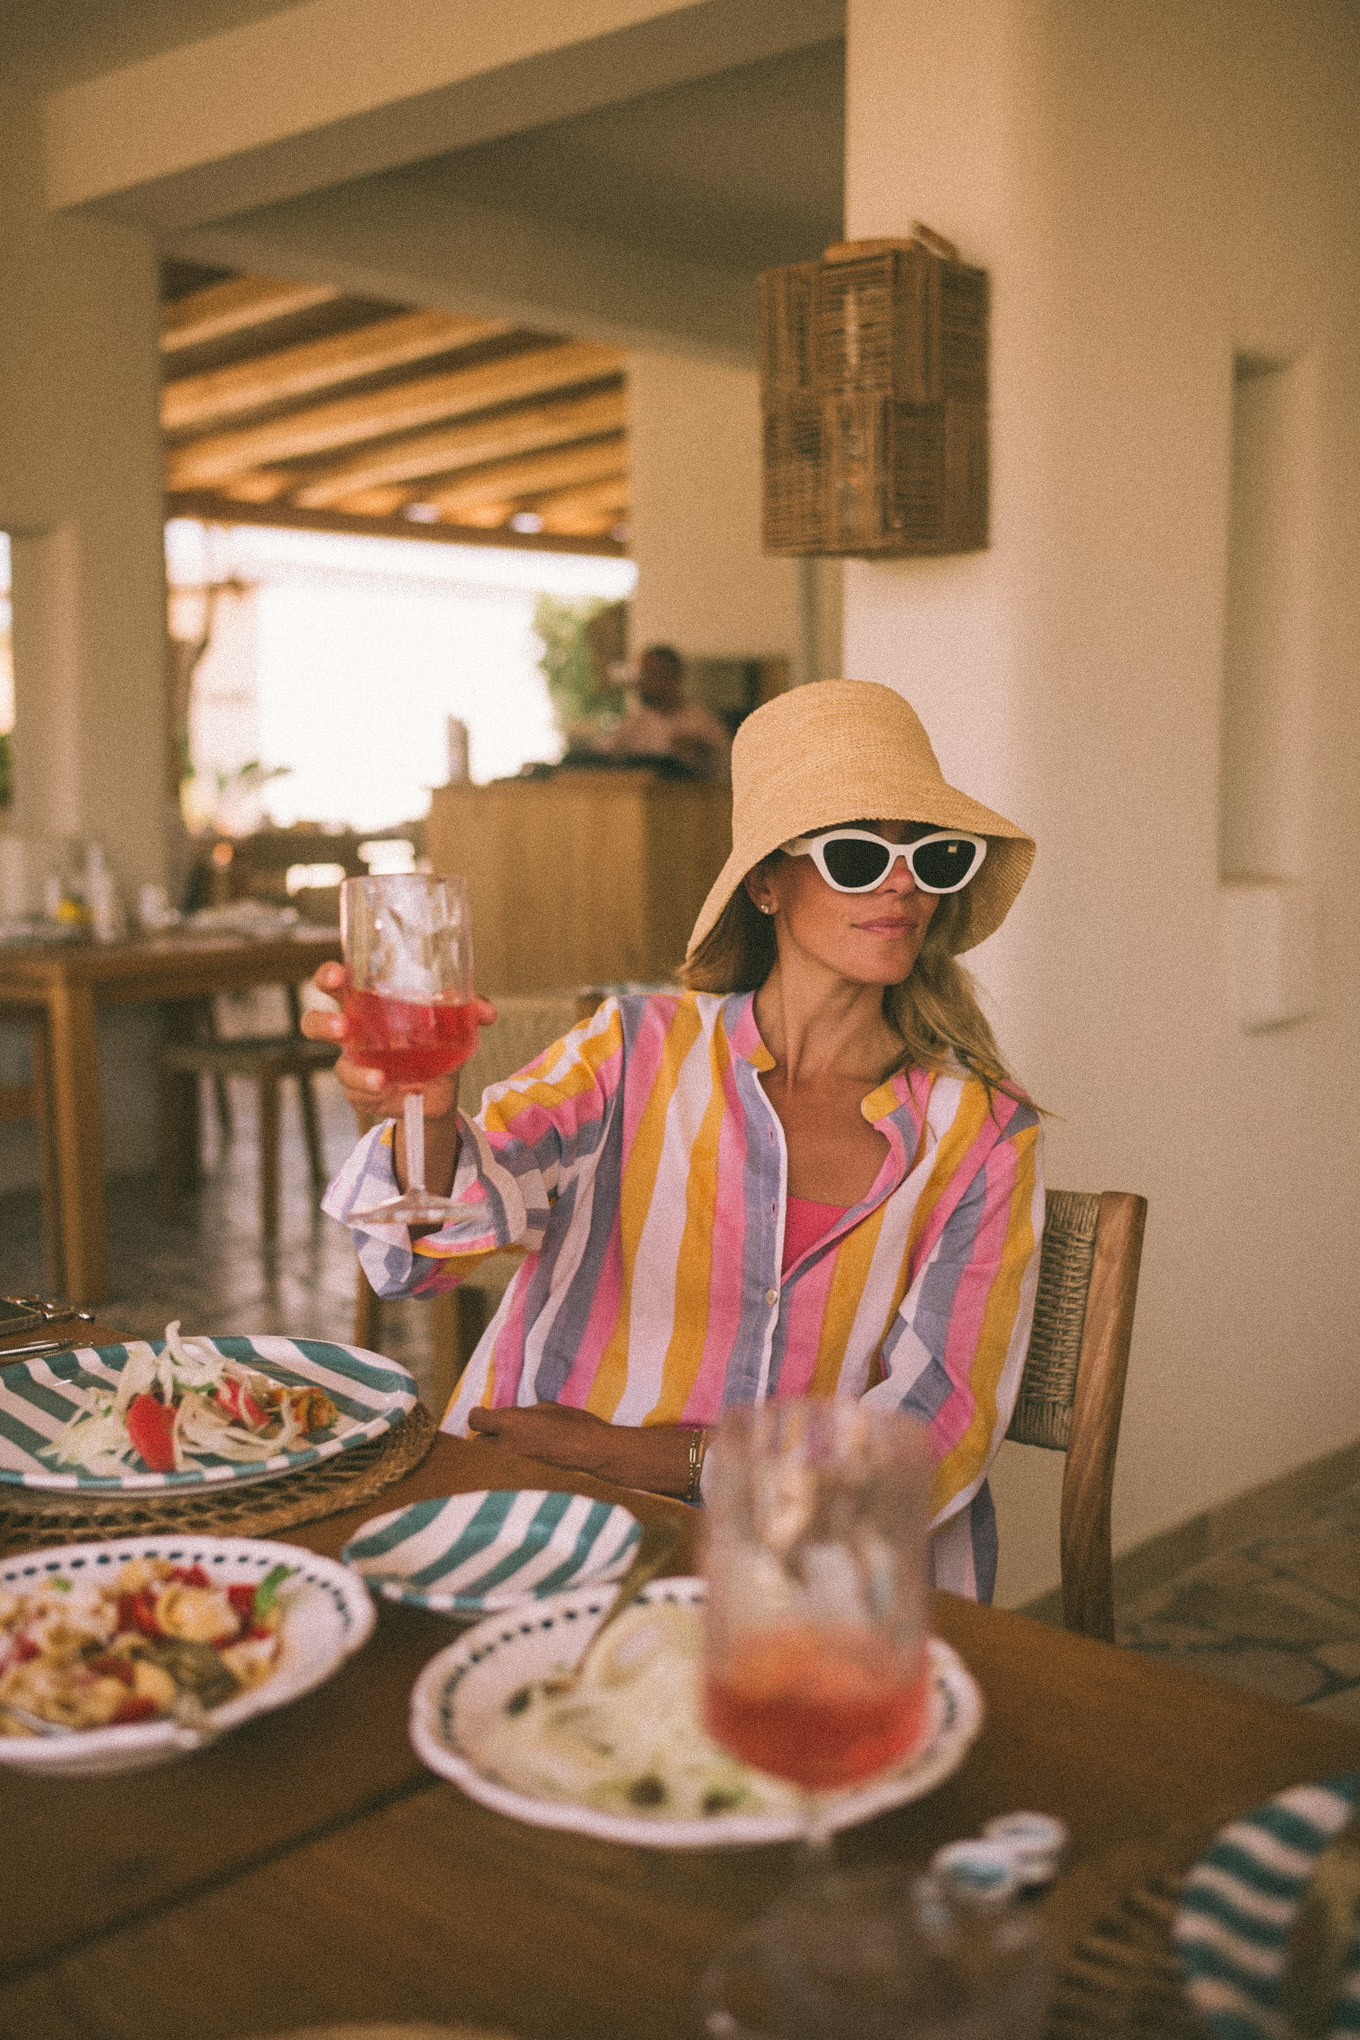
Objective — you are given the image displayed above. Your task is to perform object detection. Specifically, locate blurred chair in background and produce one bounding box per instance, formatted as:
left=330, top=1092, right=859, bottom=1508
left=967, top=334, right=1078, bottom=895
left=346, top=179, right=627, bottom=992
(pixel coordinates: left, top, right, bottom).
left=158, top=984, right=339, bottom=1245
left=0, top=1017, right=60, bottom=1290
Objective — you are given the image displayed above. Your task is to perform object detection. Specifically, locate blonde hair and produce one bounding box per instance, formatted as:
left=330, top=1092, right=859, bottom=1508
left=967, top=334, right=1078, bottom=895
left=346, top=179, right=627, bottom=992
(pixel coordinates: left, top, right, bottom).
left=680, top=860, right=1027, bottom=1102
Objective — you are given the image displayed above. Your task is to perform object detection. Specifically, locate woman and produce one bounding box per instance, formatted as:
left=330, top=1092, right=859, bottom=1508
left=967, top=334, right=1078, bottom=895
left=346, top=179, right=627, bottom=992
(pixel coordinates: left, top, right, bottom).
left=310, top=680, right=1042, bottom=1600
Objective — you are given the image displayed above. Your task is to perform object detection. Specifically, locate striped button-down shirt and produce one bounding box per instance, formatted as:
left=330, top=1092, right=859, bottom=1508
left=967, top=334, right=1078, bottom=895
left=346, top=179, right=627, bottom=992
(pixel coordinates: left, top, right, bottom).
left=325, top=990, right=1044, bottom=1600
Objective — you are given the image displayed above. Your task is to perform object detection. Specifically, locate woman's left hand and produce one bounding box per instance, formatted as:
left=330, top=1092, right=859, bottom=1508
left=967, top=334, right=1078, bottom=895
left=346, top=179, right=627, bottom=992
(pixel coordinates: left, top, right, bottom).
left=467, top=1402, right=695, bottom=1499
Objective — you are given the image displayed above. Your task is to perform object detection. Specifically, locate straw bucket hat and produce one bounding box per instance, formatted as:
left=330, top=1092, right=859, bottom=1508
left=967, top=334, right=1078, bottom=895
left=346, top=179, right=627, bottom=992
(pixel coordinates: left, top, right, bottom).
left=686, top=680, right=1035, bottom=957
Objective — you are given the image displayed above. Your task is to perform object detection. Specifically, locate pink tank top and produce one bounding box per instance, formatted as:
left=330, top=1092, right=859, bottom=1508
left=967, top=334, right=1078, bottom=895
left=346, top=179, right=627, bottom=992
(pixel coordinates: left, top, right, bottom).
left=782, top=1195, right=850, bottom=1274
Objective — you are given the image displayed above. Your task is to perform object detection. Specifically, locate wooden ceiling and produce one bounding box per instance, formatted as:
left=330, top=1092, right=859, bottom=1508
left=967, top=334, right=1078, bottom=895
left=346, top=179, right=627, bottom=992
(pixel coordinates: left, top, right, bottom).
left=161, top=264, right=628, bottom=555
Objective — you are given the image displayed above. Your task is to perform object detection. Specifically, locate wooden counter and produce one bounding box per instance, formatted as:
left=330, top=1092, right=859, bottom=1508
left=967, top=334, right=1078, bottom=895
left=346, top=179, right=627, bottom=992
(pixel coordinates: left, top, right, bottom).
left=427, top=771, right=731, bottom=994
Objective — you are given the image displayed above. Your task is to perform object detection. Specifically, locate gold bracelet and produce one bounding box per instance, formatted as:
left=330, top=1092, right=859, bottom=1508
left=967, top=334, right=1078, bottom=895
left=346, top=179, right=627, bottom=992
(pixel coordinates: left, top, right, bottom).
left=686, top=1428, right=709, bottom=1506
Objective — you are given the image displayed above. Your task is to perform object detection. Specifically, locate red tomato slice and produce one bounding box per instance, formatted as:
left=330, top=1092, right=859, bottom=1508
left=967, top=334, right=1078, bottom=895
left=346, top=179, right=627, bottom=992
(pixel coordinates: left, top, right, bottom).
left=215, top=1378, right=267, bottom=1429
left=113, top=1694, right=159, bottom=1724
left=125, top=1590, right=164, bottom=1639
left=125, top=1393, right=177, bottom=1473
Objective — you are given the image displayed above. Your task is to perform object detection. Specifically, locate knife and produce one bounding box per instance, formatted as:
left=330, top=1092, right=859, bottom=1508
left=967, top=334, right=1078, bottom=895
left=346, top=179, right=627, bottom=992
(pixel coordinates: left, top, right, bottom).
left=0, top=1336, right=85, bottom=1364
left=1281, top=1791, right=1360, bottom=2037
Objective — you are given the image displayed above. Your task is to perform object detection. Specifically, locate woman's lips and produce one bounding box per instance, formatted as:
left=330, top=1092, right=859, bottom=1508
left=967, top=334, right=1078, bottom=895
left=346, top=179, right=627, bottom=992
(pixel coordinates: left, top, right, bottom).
left=854, top=916, right=919, bottom=936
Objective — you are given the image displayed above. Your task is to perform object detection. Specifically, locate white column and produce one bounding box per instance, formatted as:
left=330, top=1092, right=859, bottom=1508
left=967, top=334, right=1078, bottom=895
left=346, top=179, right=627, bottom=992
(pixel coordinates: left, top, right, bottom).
left=0, top=83, right=169, bottom=896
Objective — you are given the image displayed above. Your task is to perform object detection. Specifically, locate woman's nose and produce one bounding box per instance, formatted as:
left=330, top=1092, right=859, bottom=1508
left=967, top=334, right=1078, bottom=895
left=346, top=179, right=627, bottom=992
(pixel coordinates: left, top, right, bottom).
left=879, top=851, right=916, bottom=893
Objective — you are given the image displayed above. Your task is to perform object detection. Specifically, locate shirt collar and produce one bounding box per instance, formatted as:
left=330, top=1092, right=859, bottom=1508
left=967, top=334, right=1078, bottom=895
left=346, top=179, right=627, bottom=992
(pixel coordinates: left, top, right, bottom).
left=724, top=990, right=776, bottom=1072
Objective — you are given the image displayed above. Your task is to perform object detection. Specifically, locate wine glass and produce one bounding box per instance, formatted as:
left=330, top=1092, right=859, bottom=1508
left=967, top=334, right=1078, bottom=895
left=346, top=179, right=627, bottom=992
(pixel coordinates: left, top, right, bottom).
left=341, top=873, right=479, bottom=1227
left=701, top=1399, right=934, bottom=1851
left=700, top=1406, right=1049, bottom=2037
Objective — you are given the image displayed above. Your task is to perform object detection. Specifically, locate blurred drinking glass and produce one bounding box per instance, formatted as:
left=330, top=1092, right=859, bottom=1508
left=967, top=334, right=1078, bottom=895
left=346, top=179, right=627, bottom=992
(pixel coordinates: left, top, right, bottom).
left=341, top=873, right=478, bottom=1226
left=700, top=1408, right=1048, bottom=2037
left=702, top=1400, right=933, bottom=1844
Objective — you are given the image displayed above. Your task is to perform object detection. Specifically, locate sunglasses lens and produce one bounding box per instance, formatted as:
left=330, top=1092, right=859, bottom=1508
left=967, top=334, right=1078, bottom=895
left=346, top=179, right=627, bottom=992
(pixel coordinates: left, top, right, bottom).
left=910, top=836, right=982, bottom=891
left=821, top=836, right=894, bottom=889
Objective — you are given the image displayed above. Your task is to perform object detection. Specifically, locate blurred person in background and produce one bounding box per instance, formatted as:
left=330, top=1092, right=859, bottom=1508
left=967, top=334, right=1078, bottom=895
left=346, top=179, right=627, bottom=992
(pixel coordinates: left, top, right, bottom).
left=606, top=643, right=731, bottom=780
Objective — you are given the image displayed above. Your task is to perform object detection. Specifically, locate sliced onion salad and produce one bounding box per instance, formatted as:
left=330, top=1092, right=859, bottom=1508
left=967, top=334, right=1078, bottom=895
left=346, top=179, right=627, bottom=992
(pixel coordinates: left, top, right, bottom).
left=41, top=1323, right=336, bottom=1474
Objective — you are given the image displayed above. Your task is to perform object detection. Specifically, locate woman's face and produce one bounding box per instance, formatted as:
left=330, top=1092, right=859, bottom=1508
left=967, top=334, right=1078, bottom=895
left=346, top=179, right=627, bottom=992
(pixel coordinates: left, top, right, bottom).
left=747, top=820, right=941, bottom=987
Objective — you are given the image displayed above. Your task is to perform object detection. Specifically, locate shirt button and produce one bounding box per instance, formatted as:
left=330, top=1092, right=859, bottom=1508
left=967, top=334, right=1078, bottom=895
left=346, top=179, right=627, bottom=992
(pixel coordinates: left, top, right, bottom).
left=766, top=1287, right=778, bottom=1307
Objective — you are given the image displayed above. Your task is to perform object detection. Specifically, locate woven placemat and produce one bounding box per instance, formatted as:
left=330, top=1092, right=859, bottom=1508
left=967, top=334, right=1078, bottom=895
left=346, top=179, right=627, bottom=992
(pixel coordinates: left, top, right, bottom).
left=0, top=1401, right=437, bottom=1558
left=1044, top=1870, right=1204, bottom=2038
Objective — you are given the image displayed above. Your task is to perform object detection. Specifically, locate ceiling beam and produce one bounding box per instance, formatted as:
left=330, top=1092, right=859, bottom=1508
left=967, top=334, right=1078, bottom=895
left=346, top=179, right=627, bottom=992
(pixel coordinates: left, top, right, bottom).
left=289, top=385, right=627, bottom=508
left=457, top=473, right=631, bottom=537
left=534, top=476, right=632, bottom=532
left=162, top=309, right=510, bottom=431
left=420, top=437, right=627, bottom=517
left=161, top=275, right=341, bottom=353
left=325, top=485, right=414, bottom=518
left=166, top=340, right=624, bottom=489
left=165, top=490, right=627, bottom=557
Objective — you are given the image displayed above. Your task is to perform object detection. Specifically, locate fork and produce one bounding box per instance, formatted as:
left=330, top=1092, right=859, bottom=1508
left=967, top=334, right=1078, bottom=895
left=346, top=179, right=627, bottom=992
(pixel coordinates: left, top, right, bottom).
left=1, top=1692, right=218, bottom=1745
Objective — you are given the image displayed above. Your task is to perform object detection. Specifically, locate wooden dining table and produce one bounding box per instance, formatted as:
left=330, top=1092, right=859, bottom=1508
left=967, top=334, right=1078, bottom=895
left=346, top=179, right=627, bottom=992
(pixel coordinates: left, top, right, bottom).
left=0, top=927, right=341, bottom=1304
left=2, top=1417, right=1358, bottom=2040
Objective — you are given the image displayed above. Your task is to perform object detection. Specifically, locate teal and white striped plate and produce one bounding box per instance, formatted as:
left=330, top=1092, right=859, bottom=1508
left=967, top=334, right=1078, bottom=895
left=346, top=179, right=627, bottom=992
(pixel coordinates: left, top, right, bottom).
left=342, top=1488, right=641, bottom=1615
left=0, top=1338, right=417, bottom=1492
left=1174, top=1771, right=1360, bottom=2037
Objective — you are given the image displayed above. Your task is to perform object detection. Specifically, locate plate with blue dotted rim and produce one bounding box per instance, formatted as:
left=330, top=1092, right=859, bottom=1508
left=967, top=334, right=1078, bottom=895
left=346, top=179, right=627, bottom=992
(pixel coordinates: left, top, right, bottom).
left=1174, top=1771, right=1360, bottom=2037
left=0, top=1533, right=375, bottom=1775
left=408, top=1576, right=985, bottom=1850
left=343, top=1488, right=642, bottom=1615
left=0, top=1338, right=417, bottom=1491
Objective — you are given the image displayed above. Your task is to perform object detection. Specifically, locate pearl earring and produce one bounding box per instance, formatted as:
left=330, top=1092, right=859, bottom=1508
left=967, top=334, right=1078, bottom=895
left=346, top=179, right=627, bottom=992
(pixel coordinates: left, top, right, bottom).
left=759, top=901, right=775, bottom=915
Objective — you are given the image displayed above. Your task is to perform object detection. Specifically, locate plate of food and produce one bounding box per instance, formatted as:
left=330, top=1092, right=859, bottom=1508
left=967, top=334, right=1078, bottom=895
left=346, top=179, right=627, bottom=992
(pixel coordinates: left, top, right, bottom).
left=343, top=1489, right=642, bottom=1616
left=0, top=1323, right=417, bottom=1491
left=408, top=1576, right=984, bottom=1850
left=0, top=1534, right=375, bottom=1774
left=1174, top=1772, right=1360, bottom=2038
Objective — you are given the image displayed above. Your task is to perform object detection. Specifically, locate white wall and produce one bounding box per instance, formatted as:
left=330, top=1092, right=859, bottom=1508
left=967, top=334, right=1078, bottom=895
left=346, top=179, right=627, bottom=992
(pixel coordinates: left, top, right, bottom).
left=844, top=0, right=1360, bottom=1604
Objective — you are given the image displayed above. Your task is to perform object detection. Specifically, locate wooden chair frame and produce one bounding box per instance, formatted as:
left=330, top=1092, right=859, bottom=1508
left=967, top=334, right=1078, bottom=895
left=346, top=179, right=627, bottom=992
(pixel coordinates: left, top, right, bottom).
left=1007, top=1189, right=1148, bottom=1642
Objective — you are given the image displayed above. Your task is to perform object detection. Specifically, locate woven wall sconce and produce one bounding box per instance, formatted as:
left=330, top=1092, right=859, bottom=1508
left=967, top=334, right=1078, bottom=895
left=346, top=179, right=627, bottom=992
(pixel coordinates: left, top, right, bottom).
left=759, top=223, right=989, bottom=559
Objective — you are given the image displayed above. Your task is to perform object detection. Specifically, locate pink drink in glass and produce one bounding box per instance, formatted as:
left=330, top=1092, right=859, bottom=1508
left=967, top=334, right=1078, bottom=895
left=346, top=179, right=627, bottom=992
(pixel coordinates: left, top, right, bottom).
left=343, top=985, right=478, bottom=1086
left=703, top=1623, right=929, bottom=1792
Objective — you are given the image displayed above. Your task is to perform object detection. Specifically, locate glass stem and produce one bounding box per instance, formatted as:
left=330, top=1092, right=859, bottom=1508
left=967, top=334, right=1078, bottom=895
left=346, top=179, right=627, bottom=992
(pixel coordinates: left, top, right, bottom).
left=403, top=1092, right=426, bottom=1195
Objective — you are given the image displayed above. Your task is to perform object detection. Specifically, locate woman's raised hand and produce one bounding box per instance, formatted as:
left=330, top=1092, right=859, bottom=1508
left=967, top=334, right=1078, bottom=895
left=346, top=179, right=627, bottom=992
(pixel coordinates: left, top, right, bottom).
left=301, top=960, right=498, bottom=1124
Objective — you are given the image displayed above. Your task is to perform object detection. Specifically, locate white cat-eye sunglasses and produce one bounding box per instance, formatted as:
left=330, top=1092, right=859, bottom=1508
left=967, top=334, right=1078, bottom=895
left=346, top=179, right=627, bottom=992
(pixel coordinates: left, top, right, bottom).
left=782, top=827, right=988, bottom=895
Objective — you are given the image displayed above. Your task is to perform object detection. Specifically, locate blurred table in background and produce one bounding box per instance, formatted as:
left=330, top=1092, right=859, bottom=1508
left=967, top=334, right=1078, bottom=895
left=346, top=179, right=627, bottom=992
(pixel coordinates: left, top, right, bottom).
left=0, top=929, right=340, bottom=1303
left=428, top=770, right=730, bottom=994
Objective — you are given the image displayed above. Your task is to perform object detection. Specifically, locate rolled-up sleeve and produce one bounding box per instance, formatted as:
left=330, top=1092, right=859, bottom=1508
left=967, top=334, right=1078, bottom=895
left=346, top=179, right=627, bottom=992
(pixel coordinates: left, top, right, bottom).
left=321, top=999, right=625, bottom=1302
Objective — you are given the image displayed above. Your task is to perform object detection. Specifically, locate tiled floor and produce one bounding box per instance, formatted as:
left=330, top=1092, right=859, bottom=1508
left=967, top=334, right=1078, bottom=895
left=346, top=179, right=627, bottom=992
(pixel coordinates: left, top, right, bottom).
left=3, top=1076, right=1358, bottom=1720
left=1115, top=1483, right=1360, bottom=1722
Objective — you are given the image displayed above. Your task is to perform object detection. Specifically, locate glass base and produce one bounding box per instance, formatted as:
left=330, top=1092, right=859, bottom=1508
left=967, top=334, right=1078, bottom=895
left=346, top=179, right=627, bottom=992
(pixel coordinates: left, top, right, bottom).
left=697, top=1864, right=1049, bottom=2040
left=349, top=1191, right=479, bottom=1227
